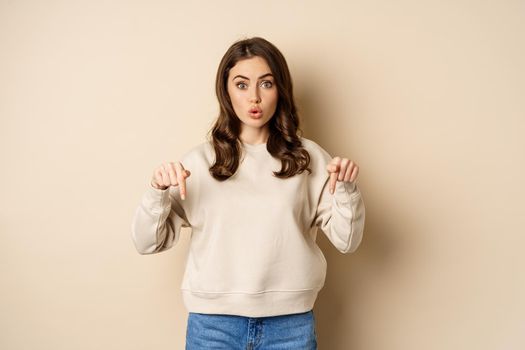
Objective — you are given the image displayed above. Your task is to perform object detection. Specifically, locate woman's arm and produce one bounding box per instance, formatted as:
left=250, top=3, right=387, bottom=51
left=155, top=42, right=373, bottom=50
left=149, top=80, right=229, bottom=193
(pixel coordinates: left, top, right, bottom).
left=312, top=178, right=365, bottom=254
left=131, top=184, right=191, bottom=254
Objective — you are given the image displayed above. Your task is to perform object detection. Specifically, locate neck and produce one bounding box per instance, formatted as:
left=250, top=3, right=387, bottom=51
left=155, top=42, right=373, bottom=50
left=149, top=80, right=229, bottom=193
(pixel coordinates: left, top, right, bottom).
left=239, top=127, right=269, bottom=145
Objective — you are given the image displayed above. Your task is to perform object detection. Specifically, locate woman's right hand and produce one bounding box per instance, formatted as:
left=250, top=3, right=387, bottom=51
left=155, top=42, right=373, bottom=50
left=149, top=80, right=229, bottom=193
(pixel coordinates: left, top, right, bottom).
left=150, top=161, right=191, bottom=200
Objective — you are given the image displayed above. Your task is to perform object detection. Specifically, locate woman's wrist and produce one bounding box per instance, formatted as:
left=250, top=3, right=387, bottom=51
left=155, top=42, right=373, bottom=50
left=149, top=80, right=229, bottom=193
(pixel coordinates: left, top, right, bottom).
left=151, top=181, right=168, bottom=190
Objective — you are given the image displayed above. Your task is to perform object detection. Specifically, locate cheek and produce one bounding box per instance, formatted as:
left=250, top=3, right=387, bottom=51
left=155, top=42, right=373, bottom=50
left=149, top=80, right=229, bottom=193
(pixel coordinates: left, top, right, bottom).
left=227, top=89, right=242, bottom=107
left=228, top=93, right=246, bottom=117
left=267, top=91, right=278, bottom=107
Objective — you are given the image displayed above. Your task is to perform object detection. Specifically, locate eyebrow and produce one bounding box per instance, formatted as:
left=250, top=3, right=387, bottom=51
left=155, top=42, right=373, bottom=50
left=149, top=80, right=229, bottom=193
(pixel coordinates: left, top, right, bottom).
left=232, top=73, right=274, bottom=81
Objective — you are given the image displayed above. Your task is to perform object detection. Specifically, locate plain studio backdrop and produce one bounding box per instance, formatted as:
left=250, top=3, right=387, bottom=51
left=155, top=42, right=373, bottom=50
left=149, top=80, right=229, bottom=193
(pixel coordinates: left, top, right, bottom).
left=1, top=1, right=524, bottom=349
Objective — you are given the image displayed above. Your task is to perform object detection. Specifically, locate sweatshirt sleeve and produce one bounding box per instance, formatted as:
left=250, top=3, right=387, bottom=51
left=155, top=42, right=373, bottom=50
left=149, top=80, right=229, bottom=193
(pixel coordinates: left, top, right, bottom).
left=312, top=170, right=366, bottom=254
left=131, top=184, right=191, bottom=254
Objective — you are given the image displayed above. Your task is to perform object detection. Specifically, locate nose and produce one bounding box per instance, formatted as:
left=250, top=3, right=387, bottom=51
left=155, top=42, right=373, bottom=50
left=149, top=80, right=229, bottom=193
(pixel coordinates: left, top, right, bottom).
left=249, top=86, right=261, bottom=103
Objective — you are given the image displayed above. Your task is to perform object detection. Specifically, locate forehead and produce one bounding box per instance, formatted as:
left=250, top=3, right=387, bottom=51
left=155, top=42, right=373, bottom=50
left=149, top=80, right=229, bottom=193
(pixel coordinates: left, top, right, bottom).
left=229, top=56, right=272, bottom=77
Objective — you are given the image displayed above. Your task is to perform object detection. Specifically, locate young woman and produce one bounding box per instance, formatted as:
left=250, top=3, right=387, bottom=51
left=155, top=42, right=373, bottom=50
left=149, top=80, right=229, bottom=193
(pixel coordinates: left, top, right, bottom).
left=131, top=36, right=366, bottom=350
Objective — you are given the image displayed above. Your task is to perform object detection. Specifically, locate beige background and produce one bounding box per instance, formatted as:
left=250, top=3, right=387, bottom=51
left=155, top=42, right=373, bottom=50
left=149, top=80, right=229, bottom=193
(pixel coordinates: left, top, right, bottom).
left=1, top=0, right=524, bottom=349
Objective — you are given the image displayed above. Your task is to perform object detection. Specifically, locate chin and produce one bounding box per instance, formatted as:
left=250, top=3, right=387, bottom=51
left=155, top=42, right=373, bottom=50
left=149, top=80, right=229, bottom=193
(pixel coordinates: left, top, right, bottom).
left=252, top=118, right=271, bottom=126
left=241, top=116, right=271, bottom=125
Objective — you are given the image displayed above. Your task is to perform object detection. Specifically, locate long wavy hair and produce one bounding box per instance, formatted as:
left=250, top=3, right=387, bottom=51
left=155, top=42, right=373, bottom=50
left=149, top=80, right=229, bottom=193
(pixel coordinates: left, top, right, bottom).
left=207, top=36, right=311, bottom=181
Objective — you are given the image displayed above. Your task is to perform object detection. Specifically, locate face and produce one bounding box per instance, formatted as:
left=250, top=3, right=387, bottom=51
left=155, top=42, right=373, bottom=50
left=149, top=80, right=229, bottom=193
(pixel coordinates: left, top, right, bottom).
left=227, top=56, right=278, bottom=135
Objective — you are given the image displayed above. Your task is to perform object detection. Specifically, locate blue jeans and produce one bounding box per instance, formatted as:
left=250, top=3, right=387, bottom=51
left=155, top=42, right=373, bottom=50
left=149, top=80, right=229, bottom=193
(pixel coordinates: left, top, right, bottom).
left=185, top=309, right=318, bottom=349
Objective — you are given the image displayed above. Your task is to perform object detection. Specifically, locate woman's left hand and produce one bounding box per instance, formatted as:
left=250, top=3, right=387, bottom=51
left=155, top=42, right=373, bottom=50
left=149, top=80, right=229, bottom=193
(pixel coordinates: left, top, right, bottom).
left=326, top=156, right=359, bottom=194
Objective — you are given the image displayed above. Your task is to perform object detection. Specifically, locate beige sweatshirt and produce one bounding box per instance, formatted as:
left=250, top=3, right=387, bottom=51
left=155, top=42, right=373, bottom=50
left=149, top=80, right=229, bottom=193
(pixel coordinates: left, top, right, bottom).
left=131, top=137, right=365, bottom=317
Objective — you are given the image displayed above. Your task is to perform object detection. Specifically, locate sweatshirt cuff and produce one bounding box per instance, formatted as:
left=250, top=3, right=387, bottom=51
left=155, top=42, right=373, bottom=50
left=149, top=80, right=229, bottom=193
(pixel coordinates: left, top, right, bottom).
left=144, top=183, right=171, bottom=213
left=335, top=180, right=357, bottom=194
left=333, top=180, right=359, bottom=205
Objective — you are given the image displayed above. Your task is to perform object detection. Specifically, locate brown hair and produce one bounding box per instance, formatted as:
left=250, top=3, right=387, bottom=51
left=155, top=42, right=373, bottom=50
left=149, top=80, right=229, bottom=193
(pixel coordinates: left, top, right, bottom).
left=207, top=36, right=311, bottom=181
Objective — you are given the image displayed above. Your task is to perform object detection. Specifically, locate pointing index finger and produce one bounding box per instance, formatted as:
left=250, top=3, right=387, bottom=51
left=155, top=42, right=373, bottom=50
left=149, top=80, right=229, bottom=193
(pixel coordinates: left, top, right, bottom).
left=329, top=170, right=338, bottom=194
left=326, top=162, right=339, bottom=195
left=175, top=161, right=187, bottom=200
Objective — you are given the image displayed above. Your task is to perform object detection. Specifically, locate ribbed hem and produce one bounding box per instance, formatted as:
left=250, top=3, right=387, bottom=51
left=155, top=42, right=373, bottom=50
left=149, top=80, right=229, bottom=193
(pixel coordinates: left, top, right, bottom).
left=180, top=287, right=322, bottom=317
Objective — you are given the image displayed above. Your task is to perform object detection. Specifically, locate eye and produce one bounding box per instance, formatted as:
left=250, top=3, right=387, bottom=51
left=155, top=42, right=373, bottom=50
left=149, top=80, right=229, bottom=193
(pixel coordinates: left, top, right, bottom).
left=236, top=82, right=247, bottom=89
left=261, top=81, right=273, bottom=88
